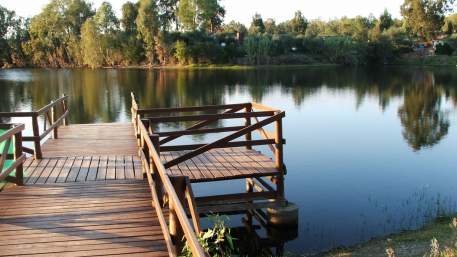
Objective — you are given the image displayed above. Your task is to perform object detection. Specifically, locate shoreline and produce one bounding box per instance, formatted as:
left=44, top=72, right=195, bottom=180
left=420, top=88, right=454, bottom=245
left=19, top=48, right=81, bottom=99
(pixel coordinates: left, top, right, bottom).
left=315, top=216, right=457, bottom=257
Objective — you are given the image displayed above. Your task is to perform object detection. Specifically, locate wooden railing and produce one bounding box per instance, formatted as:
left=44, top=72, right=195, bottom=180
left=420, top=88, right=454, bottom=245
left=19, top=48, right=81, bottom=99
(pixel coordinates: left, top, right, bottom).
left=131, top=94, right=285, bottom=175
left=0, top=95, right=69, bottom=159
left=131, top=92, right=286, bottom=255
left=137, top=117, right=206, bottom=257
left=0, top=124, right=26, bottom=186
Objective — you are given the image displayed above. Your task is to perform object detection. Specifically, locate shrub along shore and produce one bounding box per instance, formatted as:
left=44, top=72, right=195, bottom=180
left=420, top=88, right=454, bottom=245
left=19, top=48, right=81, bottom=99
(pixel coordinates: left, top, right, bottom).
left=2, top=0, right=457, bottom=69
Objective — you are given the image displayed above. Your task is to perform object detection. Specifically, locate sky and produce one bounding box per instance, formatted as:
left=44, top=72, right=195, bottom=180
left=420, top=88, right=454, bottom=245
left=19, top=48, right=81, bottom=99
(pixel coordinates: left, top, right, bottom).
left=0, top=0, right=404, bottom=25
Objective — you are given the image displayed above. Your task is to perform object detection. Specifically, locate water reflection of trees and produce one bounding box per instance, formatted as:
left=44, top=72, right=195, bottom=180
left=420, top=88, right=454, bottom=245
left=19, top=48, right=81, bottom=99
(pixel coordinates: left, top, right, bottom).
left=398, top=71, right=450, bottom=151
left=1, top=67, right=456, bottom=150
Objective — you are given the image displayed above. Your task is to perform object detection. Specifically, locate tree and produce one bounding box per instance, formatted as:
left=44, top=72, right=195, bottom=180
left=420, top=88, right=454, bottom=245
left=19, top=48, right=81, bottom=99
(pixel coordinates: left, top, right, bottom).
left=249, top=13, right=265, bottom=34
left=94, top=2, right=119, bottom=34
left=158, top=0, right=178, bottom=30
left=264, top=18, right=277, bottom=34
left=121, top=2, right=138, bottom=34
left=177, top=0, right=197, bottom=31
left=121, top=2, right=143, bottom=64
left=136, top=0, right=160, bottom=64
left=401, top=0, right=455, bottom=39
left=379, top=9, right=393, bottom=31
left=24, top=0, right=94, bottom=67
left=0, top=5, right=16, bottom=66
left=177, top=0, right=224, bottom=32
left=81, top=18, right=103, bottom=68
left=289, top=11, right=308, bottom=34
left=197, top=0, right=225, bottom=32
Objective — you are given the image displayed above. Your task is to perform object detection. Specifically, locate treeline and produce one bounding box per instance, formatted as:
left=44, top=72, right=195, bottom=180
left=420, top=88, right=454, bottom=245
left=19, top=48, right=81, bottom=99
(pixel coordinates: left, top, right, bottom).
left=0, top=0, right=455, bottom=68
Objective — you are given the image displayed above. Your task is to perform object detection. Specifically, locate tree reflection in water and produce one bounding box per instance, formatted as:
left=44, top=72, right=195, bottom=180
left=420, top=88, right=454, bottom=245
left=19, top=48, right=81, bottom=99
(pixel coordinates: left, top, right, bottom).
left=398, top=71, right=450, bottom=151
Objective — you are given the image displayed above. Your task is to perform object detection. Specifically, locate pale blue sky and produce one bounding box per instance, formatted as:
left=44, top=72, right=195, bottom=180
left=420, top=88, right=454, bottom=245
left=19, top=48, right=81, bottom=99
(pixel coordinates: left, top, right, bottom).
left=1, top=0, right=404, bottom=25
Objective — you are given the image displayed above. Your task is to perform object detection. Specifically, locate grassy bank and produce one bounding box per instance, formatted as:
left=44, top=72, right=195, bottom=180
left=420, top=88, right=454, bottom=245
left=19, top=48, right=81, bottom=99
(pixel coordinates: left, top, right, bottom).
left=318, top=216, right=457, bottom=257
left=394, top=55, right=457, bottom=66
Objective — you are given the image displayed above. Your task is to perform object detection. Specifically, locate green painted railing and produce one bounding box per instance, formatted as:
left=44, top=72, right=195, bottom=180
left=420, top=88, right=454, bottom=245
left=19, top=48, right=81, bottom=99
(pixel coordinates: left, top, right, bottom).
left=0, top=124, right=26, bottom=187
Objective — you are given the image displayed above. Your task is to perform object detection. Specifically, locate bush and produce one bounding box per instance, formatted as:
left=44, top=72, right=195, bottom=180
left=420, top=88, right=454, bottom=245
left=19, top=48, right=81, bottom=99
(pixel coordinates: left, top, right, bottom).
left=435, top=43, right=454, bottom=56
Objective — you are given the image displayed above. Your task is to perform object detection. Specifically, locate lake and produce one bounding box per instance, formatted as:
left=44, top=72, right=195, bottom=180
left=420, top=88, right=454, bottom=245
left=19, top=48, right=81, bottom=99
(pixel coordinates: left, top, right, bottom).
left=1, top=66, right=457, bottom=255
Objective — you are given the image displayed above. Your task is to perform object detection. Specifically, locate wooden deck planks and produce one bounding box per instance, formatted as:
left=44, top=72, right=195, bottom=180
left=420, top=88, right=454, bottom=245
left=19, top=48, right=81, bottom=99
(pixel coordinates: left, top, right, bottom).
left=0, top=181, right=168, bottom=257
left=22, top=155, right=142, bottom=185
left=160, top=148, right=280, bottom=182
left=40, top=123, right=138, bottom=157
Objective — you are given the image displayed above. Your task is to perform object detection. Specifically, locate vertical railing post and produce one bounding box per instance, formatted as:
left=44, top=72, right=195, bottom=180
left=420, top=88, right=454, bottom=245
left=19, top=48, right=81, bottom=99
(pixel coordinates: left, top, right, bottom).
left=62, top=94, right=68, bottom=126
left=150, top=134, right=163, bottom=205
left=14, top=129, right=24, bottom=186
left=32, top=113, right=42, bottom=159
left=275, top=114, right=284, bottom=198
left=245, top=104, right=252, bottom=150
left=141, top=119, right=150, bottom=178
left=51, top=100, right=58, bottom=139
left=169, top=176, right=186, bottom=252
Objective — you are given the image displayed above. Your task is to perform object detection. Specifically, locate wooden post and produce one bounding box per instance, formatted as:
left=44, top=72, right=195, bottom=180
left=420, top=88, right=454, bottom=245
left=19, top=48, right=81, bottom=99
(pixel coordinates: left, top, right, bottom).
left=62, top=95, right=68, bottom=126
left=169, top=176, right=186, bottom=251
left=245, top=105, right=252, bottom=150
left=14, top=129, right=23, bottom=186
left=275, top=117, right=284, bottom=198
left=141, top=119, right=150, bottom=178
left=32, top=114, right=42, bottom=159
left=51, top=101, right=58, bottom=139
left=151, top=134, right=163, bottom=205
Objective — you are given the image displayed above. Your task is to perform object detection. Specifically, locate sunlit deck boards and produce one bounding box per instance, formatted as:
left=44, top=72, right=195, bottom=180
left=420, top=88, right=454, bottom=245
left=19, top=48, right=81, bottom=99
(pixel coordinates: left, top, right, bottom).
left=0, top=181, right=168, bottom=257
left=22, top=155, right=143, bottom=184
left=161, top=148, right=279, bottom=183
left=41, top=123, right=138, bottom=157
left=22, top=123, right=144, bottom=184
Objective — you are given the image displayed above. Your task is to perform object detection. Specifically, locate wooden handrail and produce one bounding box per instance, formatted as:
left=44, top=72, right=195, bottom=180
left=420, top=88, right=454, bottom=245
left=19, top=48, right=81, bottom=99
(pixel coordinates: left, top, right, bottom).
left=137, top=119, right=206, bottom=257
left=0, top=124, right=25, bottom=185
left=0, top=95, right=69, bottom=159
left=147, top=111, right=276, bottom=123
left=36, top=95, right=68, bottom=115
left=137, top=103, right=251, bottom=114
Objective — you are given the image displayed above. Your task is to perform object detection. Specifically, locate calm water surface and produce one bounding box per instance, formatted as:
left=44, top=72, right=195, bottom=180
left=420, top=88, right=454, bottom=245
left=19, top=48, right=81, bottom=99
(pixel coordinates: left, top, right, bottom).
left=1, top=67, right=457, bottom=255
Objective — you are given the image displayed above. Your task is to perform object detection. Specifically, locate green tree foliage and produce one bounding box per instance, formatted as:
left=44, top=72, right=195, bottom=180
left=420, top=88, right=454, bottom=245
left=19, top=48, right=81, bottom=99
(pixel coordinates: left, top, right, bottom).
left=177, top=0, right=224, bottom=32
left=136, top=0, right=160, bottom=64
left=95, top=2, right=119, bottom=34
left=121, top=2, right=138, bottom=34
left=289, top=11, right=308, bottom=34
left=0, top=5, right=16, bottom=66
left=244, top=35, right=272, bottom=64
left=174, top=40, right=188, bottom=64
left=121, top=2, right=143, bottom=64
left=158, top=0, right=178, bottom=30
left=24, top=0, right=94, bottom=67
left=379, top=9, right=394, bottom=31
left=81, top=18, right=103, bottom=68
left=249, top=13, right=265, bottom=34
left=177, top=0, right=197, bottom=30
left=197, top=0, right=225, bottom=32
left=401, top=0, right=455, bottom=39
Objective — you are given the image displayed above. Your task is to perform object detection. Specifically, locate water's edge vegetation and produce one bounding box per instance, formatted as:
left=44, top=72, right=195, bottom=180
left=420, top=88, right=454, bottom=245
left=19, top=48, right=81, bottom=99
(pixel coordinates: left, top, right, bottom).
left=1, top=0, right=457, bottom=69
left=319, top=216, right=457, bottom=257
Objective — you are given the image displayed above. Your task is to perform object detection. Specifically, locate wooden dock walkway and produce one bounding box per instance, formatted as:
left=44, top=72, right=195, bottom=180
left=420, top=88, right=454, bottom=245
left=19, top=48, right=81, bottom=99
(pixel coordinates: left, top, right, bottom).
left=0, top=182, right=168, bottom=257
left=0, top=94, right=289, bottom=257
left=0, top=122, right=171, bottom=256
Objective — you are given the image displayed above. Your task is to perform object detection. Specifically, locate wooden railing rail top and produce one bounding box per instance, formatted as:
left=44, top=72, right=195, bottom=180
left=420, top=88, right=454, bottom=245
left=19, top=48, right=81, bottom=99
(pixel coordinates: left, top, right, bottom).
left=146, top=111, right=276, bottom=123
left=137, top=102, right=251, bottom=114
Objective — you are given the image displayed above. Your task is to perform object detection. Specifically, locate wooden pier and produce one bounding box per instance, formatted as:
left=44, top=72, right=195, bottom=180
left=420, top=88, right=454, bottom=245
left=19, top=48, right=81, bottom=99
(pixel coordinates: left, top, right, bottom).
left=0, top=94, right=288, bottom=257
